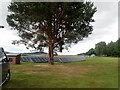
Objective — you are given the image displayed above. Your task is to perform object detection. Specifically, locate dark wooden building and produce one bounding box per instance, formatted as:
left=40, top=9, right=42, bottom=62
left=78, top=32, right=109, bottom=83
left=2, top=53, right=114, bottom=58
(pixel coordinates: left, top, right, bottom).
left=7, top=54, right=21, bottom=64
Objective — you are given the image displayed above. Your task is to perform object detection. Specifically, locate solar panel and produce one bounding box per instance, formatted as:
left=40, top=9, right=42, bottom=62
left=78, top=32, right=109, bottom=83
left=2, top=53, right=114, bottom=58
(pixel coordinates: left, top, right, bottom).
left=20, top=57, right=25, bottom=62
left=35, top=57, right=41, bottom=63
left=21, top=56, right=31, bottom=62
left=58, top=56, right=86, bottom=63
left=40, top=57, right=45, bottom=62
left=36, top=57, right=41, bottom=62
left=39, top=57, right=43, bottom=62
left=21, top=57, right=26, bottom=61
left=21, top=56, right=86, bottom=63
left=54, top=56, right=60, bottom=61
left=26, top=57, right=31, bottom=61
left=43, top=57, right=48, bottom=62
left=46, top=56, right=49, bottom=61
left=30, top=57, right=37, bottom=63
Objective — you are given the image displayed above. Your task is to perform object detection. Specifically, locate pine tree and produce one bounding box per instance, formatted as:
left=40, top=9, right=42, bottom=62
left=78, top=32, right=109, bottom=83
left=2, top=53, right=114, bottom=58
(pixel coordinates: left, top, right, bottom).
left=7, top=2, right=96, bottom=64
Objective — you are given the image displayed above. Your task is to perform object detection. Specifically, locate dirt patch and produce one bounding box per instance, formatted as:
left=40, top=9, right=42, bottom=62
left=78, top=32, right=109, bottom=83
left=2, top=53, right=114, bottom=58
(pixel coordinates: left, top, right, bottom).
left=34, top=64, right=93, bottom=73
left=26, top=64, right=97, bottom=77
left=34, top=64, right=64, bottom=67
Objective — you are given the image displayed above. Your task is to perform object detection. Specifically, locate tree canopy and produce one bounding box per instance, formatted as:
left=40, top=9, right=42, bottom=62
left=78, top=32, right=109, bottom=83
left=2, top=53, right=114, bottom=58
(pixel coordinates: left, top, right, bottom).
left=86, top=48, right=95, bottom=55
left=86, top=39, right=120, bottom=57
left=95, top=41, right=107, bottom=56
left=7, top=2, right=97, bottom=64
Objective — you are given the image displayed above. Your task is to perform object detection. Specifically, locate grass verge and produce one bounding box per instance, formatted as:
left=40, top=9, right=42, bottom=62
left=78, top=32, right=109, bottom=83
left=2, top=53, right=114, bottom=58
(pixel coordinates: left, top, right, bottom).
left=3, top=57, right=118, bottom=88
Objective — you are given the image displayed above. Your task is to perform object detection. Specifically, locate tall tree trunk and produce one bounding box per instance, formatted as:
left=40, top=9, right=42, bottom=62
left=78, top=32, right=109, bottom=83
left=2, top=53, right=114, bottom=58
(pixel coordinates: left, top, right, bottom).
left=47, top=26, right=54, bottom=65
left=48, top=44, right=54, bottom=65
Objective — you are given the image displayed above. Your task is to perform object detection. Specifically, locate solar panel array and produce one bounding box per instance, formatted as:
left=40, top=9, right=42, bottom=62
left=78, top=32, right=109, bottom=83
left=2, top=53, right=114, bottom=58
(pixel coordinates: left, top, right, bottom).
left=21, top=56, right=49, bottom=63
left=21, top=56, right=86, bottom=63
left=20, top=56, right=31, bottom=62
left=58, top=56, right=85, bottom=63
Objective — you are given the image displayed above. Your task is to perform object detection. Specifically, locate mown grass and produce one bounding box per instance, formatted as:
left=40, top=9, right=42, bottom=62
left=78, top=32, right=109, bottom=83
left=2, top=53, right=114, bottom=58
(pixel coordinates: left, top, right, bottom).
left=3, top=57, right=118, bottom=88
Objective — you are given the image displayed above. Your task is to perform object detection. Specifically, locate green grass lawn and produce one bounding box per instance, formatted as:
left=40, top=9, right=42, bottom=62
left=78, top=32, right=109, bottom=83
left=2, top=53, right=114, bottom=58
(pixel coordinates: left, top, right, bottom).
left=3, top=57, right=118, bottom=88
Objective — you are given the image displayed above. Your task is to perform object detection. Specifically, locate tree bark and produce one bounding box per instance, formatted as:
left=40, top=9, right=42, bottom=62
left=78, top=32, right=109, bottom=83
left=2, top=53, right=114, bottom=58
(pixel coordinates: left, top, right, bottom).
left=48, top=44, right=54, bottom=65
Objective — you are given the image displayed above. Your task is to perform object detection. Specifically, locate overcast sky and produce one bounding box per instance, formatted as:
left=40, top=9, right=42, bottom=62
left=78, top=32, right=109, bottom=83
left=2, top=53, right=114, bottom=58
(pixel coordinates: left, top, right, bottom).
left=0, top=0, right=118, bottom=55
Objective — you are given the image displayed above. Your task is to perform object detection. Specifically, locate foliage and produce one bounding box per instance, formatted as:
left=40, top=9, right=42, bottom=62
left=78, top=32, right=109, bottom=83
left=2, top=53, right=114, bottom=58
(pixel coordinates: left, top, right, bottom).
left=7, top=2, right=96, bottom=64
left=86, top=38, right=120, bottom=57
left=95, top=41, right=107, bottom=56
left=107, top=41, right=118, bottom=57
left=86, top=48, right=95, bottom=55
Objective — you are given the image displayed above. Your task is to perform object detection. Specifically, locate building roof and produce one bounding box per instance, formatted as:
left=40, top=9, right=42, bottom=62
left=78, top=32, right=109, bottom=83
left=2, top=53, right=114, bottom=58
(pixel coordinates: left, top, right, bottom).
left=6, top=54, right=20, bottom=56
left=23, top=52, right=48, bottom=55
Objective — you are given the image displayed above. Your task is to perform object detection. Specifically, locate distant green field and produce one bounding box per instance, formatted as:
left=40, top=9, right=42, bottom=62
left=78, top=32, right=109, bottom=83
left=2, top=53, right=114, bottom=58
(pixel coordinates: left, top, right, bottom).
left=3, top=57, right=118, bottom=88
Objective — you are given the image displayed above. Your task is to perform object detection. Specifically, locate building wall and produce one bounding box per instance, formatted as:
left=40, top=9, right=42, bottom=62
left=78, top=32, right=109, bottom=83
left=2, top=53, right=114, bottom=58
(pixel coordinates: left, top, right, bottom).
left=7, top=55, right=21, bottom=64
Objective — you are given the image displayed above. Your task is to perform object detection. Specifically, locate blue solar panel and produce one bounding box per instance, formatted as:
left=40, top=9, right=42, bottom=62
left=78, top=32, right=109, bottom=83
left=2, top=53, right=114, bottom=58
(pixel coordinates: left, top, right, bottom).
left=43, top=57, right=48, bottom=62
left=21, top=56, right=86, bottom=63
left=21, top=56, right=31, bottom=62
left=58, top=56, right=86, bottom=63
left=30, top=57, right=37, bottom=63
left=54, top=57, right=59, bottom=61
left=36, top=57, right=41, bottom=62
left=37, top=57, right=42, bottom=62
left=42, top=57, right=48, bottom=62
left=35, top=57, right=41, bottom=63
left=41, top=57, right=45, bottom=62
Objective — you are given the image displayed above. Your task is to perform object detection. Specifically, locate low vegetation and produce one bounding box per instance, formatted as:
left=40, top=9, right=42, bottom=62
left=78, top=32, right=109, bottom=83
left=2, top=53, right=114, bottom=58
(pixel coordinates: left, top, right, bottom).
left=3, top=57, right=118, bottom=88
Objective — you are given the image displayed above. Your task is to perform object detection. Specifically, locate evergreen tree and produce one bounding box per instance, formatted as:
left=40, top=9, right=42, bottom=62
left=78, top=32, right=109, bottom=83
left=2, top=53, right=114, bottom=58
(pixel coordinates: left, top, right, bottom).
left=7, top=2, right=96, bottom=64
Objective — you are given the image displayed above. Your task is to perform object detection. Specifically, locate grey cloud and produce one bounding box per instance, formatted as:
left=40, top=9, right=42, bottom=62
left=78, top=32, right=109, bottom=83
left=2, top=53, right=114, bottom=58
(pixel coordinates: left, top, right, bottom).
left=118, top=1, right=120, bottom=38
left=0, top=45, right=29, bottom=53
left=0, top=2, right=10, bottom=28
left=93, top=2, right=118, bottom=29
left=0, top=1, right=118, bottom=54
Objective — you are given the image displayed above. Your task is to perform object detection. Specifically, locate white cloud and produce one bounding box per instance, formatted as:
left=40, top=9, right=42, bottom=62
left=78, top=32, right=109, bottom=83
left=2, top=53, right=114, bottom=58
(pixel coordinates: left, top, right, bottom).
left=59, top=2, right=118, bottom=55
left=0, top=0, right=11, bottom=2
left=0, top=1, right=118, bottom=55
left=93, top=2, right=118, bottom=29
left=0, top=28, right=30, bottom=53
left=91, top=0, right=119, bottom=2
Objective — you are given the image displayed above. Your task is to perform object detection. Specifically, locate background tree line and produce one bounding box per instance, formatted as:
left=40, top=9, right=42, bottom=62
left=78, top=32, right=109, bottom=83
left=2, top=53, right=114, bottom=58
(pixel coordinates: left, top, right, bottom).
left=86, top=38, right=120, bottom=57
